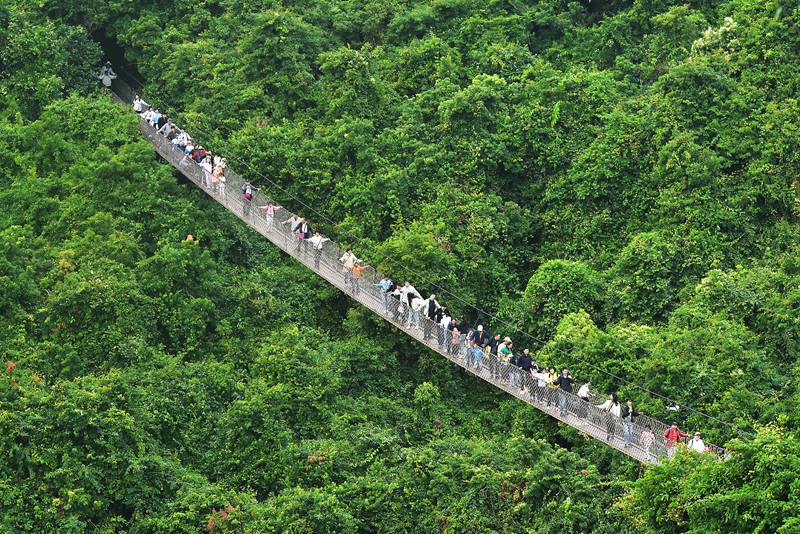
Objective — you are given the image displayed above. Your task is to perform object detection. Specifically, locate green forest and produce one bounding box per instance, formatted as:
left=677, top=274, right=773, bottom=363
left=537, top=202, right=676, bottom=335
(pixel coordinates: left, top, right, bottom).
left=3, top=0, right=800, bottom=531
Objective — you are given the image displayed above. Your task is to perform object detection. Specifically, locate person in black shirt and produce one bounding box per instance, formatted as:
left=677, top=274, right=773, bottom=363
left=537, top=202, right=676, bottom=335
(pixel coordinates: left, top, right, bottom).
left=470, top=325, right=490, bottom=348
left=487, top=334, right=501, bottom=379
left=515, top=349, right=533, bottom=393
left=621, top=399, right=639, bottom=448
left=553, top=368, right=574, bottom=416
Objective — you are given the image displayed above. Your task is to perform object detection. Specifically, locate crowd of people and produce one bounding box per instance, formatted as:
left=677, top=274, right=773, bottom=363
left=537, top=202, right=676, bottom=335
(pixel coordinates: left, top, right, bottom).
left=133, top=95, right=229, bottom=196
left=130, top=91, right=714, bottom=462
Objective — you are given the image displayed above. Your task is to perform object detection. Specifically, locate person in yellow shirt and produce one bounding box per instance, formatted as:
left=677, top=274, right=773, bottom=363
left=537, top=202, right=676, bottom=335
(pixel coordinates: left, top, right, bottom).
left=545, top=367, right=558, bottom=407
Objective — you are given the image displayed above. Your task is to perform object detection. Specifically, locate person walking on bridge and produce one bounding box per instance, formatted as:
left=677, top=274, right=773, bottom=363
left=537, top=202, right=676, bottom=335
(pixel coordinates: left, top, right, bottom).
left=422, top=294, right=441, bottom=340
left=241, top=182, right=254, bottom=216
left=258, top=201, right=278, bottom=231
left=133, top=95, right=148, bottom=113
left=308, top=232, right=329, bottom=270
left=577, top=380, right=592, bottom=419
left=283, top=214, right=302, bottom=248
left=663, top=422, right=689, bottom=457
left=621, top=399, right=639, bottom=448
left=467, top=340, right=483, bottom=370
left=688, top=432, right=707, bottom=453
left=375, top=276, right=393, bottom=314
left=399, top=282, right=421, bottom=326
left=98, top=61, right=117, bottom=88
left=515, top=349, right=533, bottom=393
left=351, top=261, right=366, bottom=295
left=598, top=393, right=621, bottom=442
left=339, top=249, right=358, bottom=288
left=470, top=325, right=490, bottom=349
left=553, top=368, right=575, bottom=416
left=295, top=218, right=311, bottom=254
left=640, top=425, right=656, bottom=461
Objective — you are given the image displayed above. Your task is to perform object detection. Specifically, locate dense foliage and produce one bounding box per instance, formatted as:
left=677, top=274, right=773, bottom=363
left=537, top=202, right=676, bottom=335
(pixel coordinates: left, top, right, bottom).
left=3, top=0, right=800, bottom=530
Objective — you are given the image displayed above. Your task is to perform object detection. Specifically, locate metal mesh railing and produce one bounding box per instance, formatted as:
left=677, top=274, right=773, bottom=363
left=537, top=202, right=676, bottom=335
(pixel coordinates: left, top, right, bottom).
left=136, top=113, right=726, bottom=465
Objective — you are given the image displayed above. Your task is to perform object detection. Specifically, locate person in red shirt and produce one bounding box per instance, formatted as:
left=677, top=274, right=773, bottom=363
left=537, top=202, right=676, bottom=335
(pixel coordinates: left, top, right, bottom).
left=663, top=422, right=689, bottom=458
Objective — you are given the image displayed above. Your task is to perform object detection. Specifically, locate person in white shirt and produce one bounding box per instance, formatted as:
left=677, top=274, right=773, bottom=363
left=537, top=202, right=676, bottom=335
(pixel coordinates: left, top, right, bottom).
left=200, top=157, right=213, bottom=187
left=308, top=232, right=329, bottom=269
left=400, top=282, right=421, bottom=308
left=409, top=296, right=424, bottom=329
left=577, top=380, right=592, bottom=420
left=438, top=311, right=451, bottom=348
left=688, top=432, right=706, bottom=453
left=98, top=62, right=117, bottom=88
left=158, top=120, right=174, bottom=137
left=397, top=282, right=417, bottom=324
left=339, top=249, right=358, bottom=287
left=149, top=109, right=162, bottom=127
left=133, top=95, right=148, bottom=114
left=283, top=214, right=302, bottom=248
left=421, top=294, right=440, bottom=340
left=531, top=368, right=550, bottom=404
left=598, top=393, right=621, bottom=442
left=640, top=425, right=656, bottom=461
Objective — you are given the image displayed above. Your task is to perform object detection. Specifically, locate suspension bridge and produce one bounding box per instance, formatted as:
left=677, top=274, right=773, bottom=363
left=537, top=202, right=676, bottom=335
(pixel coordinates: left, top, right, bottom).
left=112, top=82, right=726, bottom=465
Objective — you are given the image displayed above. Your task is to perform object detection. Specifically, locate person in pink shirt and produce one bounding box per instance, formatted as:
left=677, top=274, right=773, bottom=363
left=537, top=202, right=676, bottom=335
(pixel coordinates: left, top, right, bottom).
left=258, top=202, right=279, bottom=231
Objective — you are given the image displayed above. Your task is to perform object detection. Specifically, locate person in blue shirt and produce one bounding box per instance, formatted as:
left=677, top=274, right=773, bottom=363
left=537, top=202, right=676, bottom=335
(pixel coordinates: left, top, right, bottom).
left=375, top=276, right=392, bottom=314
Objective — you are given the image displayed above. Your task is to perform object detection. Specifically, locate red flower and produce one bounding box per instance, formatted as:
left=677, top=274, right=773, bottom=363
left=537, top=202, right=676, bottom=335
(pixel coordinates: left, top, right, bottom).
left=6, top=361, right=15, bottom=373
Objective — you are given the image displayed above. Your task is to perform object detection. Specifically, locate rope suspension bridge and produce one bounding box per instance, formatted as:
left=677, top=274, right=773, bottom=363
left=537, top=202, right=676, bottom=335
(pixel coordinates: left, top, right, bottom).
left=112, top=81, right=727, bottom=465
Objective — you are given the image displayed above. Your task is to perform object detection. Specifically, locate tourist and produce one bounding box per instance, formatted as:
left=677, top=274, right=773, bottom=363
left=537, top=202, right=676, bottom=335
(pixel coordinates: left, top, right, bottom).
left=409, top=294, right=425, bottom=329
left=389, top=284, right=402, bottom=321
left=467, top=340, right=483, bottom=370
left=399, top=282, right=421, bottom=325
left=621, top=399, right=639, bottom=448
left=577, top=380, right=592, bottom=419
left=210, top=165, right=222, bottom=193
left=545, top=367, right=559, bottom=407
left=470, top=325, right=490, bottom=349
left=498, top=337, right=513, bottom=383
left=133, top=94, right=148, bottom=113
left=487, top=334, right=501, bottom=380
left=339, top=248, right=358, bottom=287
left=640, top=425, right=656, bottom=461
left=688, top=432, right=707, bottom=453
left=449, top=321, right=461, bottom=356
left=663, top=422, right=689, bottom=457
left=515, top=349, right=533, bottom=392
left=241, top=181, right=254, bottom=216
left=282, top=214, right=302, bottom=248
left=295, top=218, right=311, bottom=254
left=531, top=366, right=548, bottom=404
left=351, top=261, right=366, bottom=295
left=200, top=154, right=213, bottom=187
left=308, top=232, right=329, bottom=269
left=98, top=61, right=117, bottom=88
left=553, top=368, right=575, bottom=416
left=598, top=393, right=621, bottom=442
left=422, top=294, right=441, bottom=340
left=375, top=276, right=393, bottom=314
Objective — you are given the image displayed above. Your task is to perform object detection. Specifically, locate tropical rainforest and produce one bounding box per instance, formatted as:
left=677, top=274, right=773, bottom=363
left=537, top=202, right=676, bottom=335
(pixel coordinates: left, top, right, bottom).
left=2, top=0, right=800, bottom=531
